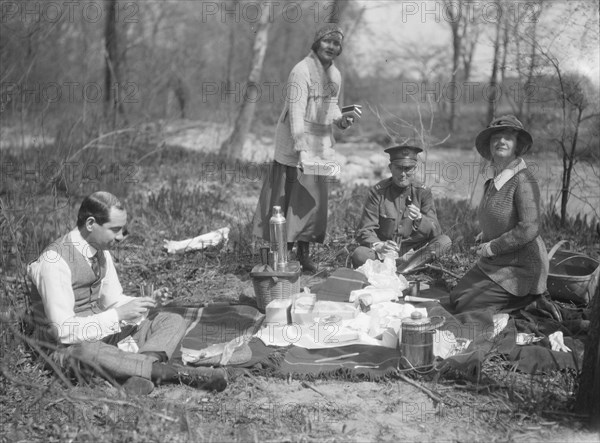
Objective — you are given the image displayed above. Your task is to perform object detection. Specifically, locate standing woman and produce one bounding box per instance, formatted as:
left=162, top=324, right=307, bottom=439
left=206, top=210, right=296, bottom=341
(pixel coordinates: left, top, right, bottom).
left=252, top=24, right=357, bottom=272
left=449, top=115, right=549, bottom=313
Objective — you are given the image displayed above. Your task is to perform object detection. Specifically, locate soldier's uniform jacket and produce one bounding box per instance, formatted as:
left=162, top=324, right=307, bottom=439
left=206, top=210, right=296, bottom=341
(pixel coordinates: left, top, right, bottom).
left=356, top=178, right=442, bottom=247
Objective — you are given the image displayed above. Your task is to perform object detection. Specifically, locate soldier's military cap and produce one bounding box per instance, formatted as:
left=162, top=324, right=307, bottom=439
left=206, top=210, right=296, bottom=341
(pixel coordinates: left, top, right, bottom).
left=384, top=145, right=423, bottom=166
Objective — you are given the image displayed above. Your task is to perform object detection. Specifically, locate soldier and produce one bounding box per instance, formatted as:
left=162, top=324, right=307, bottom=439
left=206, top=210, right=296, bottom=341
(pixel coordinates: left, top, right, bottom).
left=351, top=145, right=452, bottom=272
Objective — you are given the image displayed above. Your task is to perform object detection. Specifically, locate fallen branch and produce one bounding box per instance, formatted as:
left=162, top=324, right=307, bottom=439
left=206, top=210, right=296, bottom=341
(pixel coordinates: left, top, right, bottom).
left=64, top=393, right=179, bottom=422
left=301, top=381, right=329, bottom=399
left=397, top=372, right=443, bottom=404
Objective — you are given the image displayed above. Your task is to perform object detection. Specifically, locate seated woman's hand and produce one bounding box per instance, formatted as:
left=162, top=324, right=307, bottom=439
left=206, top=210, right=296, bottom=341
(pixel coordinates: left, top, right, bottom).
left=475, top=241, right=495, bottom=258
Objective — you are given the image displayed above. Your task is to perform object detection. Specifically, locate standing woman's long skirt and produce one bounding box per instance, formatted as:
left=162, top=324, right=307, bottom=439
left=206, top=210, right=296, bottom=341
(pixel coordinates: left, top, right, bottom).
left=252, top=161, right=328, bottom=244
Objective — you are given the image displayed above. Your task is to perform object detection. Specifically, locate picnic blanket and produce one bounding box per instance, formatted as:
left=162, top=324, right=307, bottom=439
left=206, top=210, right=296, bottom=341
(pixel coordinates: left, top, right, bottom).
left=161, top=303, right=276, bottom=368
left=161, top=286, right=585, bottom=379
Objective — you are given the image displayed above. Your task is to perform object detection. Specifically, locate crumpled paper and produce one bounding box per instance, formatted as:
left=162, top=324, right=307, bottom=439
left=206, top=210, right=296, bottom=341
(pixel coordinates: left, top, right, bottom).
left=516, top=333, right=543, bottom=345
left=163, top=227, right=230, bottom=254
left=349, top=287, right=399, bottom=305
left=356, top=257, right=409, bottom=295
left=433, top=329, right=472, bottom=359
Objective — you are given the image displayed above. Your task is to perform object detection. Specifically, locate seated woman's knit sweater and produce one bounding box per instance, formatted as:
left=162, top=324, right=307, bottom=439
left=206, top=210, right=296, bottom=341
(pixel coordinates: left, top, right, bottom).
left=477, top=167, right=549, bottom=296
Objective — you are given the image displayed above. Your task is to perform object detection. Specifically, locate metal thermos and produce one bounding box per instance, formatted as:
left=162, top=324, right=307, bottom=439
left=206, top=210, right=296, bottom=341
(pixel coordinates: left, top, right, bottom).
left=269, top=206, right=287, bottom=270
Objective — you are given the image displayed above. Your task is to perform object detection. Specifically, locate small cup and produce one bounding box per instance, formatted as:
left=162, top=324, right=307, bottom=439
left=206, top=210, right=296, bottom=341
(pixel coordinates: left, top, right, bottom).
left=408, top=281, right=420, bottom=297
left=140, top=282, right=155, bottom=299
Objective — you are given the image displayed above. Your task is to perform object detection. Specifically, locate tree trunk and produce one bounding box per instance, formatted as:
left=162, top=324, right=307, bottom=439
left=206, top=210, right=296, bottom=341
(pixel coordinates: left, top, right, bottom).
left=219, top=10, right=271, bottom=158
left=487, top=5, right=502, bottom=124
left=444, top=0, right=465, bottom=132
left=575, top=284, right=600, bottom=429
left=103, top=0, right=125, bottom=122
left=449, top=21, right=460, bottom=132
left=560, top=107, right=582, bottom=225
left=524, top=19, right=538, bottom=126
left=513, top=20, right=524, bottom=120
left=500, top=15, right=509, bottom=84
left=225, top=0, right=239, bottom=96
left=328, top=0, right=347, bottom=23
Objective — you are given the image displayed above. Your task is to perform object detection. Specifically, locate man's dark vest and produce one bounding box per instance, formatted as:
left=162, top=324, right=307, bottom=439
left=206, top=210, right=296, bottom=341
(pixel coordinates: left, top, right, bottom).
left=29, top=232, right=108, bottom=332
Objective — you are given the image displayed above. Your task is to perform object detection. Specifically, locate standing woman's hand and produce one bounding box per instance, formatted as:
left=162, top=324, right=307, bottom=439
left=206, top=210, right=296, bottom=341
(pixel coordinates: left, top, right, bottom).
left=298, top=150, right=308, bottom=166
left=295, top=136, right=309, bottom=168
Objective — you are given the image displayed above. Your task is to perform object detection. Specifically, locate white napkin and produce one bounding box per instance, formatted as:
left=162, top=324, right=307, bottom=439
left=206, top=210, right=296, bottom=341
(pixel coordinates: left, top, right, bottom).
left=549, top=331, right=572, bottom=353
left=163, top=227, right=230, bottom=254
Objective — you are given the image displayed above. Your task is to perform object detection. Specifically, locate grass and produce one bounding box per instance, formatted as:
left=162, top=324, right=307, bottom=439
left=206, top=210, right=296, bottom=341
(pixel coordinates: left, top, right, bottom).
left=1, top=126, right=599, bottom=442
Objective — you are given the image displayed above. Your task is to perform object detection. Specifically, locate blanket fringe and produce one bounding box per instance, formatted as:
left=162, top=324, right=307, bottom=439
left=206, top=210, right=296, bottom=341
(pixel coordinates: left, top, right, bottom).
left=277, top=366, right=400, bottom=383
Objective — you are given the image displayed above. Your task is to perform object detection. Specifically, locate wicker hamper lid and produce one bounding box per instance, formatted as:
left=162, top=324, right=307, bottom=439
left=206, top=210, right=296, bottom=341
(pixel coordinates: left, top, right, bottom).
left=250, top=261, right=301, bottom=278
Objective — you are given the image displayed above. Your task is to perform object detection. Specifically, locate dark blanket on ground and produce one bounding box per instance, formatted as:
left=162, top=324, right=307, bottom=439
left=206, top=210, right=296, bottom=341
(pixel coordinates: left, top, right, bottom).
left=428, top=302, right=584, bottom=374
left=163, top=303, right=277, bottom=368
left=165, top=286, right=586, bottom=378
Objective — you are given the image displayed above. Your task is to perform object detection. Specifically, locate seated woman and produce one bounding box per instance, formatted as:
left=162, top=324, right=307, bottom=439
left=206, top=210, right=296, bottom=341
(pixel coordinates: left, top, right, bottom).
left=449, top=115, right=549, bottom=314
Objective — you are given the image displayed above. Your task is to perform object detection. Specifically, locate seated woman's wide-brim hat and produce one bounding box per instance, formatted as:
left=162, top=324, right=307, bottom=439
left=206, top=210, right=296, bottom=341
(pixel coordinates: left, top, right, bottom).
left=475, top=115, right=533, bottom=160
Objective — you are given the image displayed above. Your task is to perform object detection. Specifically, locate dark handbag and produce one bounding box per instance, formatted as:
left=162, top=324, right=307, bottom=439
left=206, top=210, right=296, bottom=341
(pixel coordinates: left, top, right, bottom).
left=547, top=240, right=599, bottom=306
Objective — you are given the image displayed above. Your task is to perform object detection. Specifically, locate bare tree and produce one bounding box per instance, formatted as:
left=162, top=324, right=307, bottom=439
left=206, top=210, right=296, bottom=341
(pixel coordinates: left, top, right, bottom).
left=225, top=0, right=240, bottom=93
left=548, top=69, right=599, bottom=225
left=487, top=1, right=503, bottom=123
left=460, top=10, right=481, bottom=83
left=443, top=0, right=480, bottom=131
left=505, top=0, right=544, bottom=124
left=104, top=0, right=125, bottom=123
left=328, top=0, right=348, bottom=24
left=219, top=9, right=272, bottom=158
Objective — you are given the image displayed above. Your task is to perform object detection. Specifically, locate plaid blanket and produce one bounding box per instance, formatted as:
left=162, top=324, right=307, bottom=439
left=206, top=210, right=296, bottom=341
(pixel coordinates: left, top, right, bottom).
left=161, top=295, right=584, bottom=378
left=161, top=303, right=274, bottom=366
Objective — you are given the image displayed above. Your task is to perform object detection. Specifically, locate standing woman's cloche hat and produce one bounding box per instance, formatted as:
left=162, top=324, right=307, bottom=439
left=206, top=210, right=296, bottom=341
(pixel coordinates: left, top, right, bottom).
left=475, top=115, right=533, bottom=160
left=311, top=24, right=344, bottom=55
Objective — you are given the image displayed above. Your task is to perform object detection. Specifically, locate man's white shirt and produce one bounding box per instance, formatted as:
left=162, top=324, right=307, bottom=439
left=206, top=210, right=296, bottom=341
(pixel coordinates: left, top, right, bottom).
left=27, top=229, right=135, bottom=344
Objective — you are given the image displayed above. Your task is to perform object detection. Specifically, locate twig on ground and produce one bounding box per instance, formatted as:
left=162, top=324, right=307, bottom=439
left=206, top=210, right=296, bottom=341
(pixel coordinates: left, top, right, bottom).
left=301, top=381, right=329, bottom=399
left=542, top=410, right=590, bottom=419
left=396, top=372, right=443, bottom=404
left=65, top=393, right=178, bottom=422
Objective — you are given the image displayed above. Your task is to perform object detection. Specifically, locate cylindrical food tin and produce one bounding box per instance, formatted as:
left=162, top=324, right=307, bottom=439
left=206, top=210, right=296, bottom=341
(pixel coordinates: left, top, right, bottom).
left=400, top=311, right=444, bottom=369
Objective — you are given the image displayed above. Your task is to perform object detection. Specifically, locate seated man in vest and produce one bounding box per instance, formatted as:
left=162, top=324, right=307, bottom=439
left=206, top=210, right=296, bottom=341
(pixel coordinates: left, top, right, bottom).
left=351, top=145, right=452, bottom=272
left=27, top=191, right=226, bottom=395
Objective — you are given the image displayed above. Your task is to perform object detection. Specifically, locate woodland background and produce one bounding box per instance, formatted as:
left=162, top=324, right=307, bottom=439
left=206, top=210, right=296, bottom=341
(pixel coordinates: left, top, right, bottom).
left=1, top=0, right=599, bottom=441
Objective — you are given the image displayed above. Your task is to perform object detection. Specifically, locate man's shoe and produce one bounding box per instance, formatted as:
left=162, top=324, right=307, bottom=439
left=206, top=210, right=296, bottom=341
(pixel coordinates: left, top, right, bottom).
left=122, top=376, right=155, bottom=395
left=175, top=366, right=228, bottom=392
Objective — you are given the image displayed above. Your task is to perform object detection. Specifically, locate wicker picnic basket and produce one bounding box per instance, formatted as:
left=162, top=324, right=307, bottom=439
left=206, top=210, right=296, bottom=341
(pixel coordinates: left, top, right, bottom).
left=547, top=240, right=600, bottom=306
left=250, top=261, right=301, bottom=312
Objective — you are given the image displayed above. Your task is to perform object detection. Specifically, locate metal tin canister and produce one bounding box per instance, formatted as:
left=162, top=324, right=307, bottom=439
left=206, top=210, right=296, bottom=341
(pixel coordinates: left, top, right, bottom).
left=400, top=312, right=444, bottom=369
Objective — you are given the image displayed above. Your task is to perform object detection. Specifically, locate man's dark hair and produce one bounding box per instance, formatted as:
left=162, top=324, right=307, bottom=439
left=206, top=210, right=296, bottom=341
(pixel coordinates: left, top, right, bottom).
left=76, top=192, right=124, bottom=228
